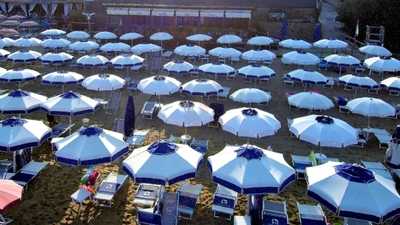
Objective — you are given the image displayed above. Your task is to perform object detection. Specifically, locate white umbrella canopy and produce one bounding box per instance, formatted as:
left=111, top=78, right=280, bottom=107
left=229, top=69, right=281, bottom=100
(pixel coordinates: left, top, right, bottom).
left=40, top=29, right=66, bottom=37
left=338, top=74, right=378, bottom=89
left=82, top=74, right=126, bottom=91
left=247, top=36, right=274, bottom=46
left=208, top=144, right=295, bottom=194
left=219, top=108, right=281, bottom=138
left=122, top=140, right=203, bottom=185
left=137, top=75, right=181, bottom=96
left=287, top=69, right=328, bottom=84
left=66, top=31, right=90, bottom=40
left=364, top=57, right=400, bottom=72
left=41, top=38, right=71, bottom=49
left=76, top=54, right=108, bottom=67
left=289, top=115, right=358, bottom=148
left=0, top=68, right=40, bottom=82
left=324, top=54, right=361, bottom=66
left=163, top=60, right=194, bottom=73
left=279, top=39, right=312, bottom=49
left=181, top=79, right=223, bottom=96
left=158, top=100, right=214, bottom=127
left=0, top=117, right=51, bottom=151
left=238, top=64, right=275, bottom=79
left=14, top=37, right=41, bottom=48
left=150, top=32, right=173, bottom=41
left=186, top=34, right=212, bottom=42
left=7, top=50, right=42, bottom=62
left=209, top=47, right=241, bottom=60
left=100, top=42, right=131, bottom=53
left=241, top=50, right=276, bottom=62
left=230, top=88, right=271, bottom=104
left=131, top=43, right=162, bottom=55
left=120, top=32, right=144, bottom=41
left=381, top=77, right=400, bottom=91
left=94, top=31, right=118, bottom=40
left=313, top=39, right=348, bottom=49
left=217, top=34, right=242, bottom=44
left=306, top=161, right=400, bottom=223
left=174, top=44, right=206, bottom=57
left=40, top=52, right=74, bottom=64
left=359, top=45, right=392, bottom=57
left=198, top=63, right=236, bottom=76
left=68, top=41, right=99, bottom=52
left=55, top=126, right=129, bottom=166
left=0, top=89, right=46, bottom=114
left=288, top=91, right=334, bottom=110
left=42, top=71, right=84, bottom=85
left=346, top=97, right=395, bottom=118
left=281, top=51, right=320, bottom=66
left=110, top=54, right=144, bottom=67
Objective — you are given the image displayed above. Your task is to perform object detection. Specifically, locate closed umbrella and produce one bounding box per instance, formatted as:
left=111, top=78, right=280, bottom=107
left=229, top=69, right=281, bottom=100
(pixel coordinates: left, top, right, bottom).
left=123, top=95, right=135, bottom=137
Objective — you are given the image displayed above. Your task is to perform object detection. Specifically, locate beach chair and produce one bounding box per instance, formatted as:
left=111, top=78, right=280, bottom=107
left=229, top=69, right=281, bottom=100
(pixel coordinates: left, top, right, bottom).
left=177, top=183, right=203, bottom=219
left=137, top=207, right=162, bottom=225
left=94, top=173, right=128, bottom=207
left=344, top=218, right=372, bottom=225
left=217, top=86, right=231, bottom=99
left=0, top=214, right=12, bottom=225
left=324, top=77, right=336, bottom=88
left=361, top=161, right=392, bottom=180
left=283, top=75, right=295, bottom=86
left=71, top=187, right=93, bottom=214
left=297, top=203, right=327, bottom=225
left=190, top=138, right=209, bottom=155
left=389, top=89, right=400, bottom=96
left=127, top=129, right=150, bottom=146
left=50, top=123, right=75, bottom=138
left=127, top=79, right=139, bottom=92
left=134, top=184, right=164, bottom=209
left=141, top=101, right=159, bottom=119
left=0, top=160, right=12, bottom=179
left=262, top=200, right=289, bottom=225
left=161, top=192, right=178, bottom=225
left=333, top=96, right=349, bottom=113
left=10, top=161, right=48, bottom=189
left=291, top=155, right=312, bottom=179
left=234, top=216, right=251, bottom=225
left=212, top=184, right=238, bottom=220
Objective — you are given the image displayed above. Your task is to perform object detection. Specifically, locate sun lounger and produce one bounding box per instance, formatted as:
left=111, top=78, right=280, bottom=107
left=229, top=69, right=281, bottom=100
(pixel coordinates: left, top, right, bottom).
left=234, top=216, right=251, bottom=225
left=297, top=203, right=327, bottom=225
left=262, top=200, right=289, bottom=225
left=333, top=96, right=349, bottom=113
left=283, top=75, right=295, bottom=86
left=190, top=138, right=209, bottom=155
left=177, top=183, right=203, bottom=219
left=389, top=89, right=400, bottom=96
left=212, top=184, right=238, bottom=220
left=291, top=155, right=312, bottom=179
left=127, top=129, right=150, bottom=146
left=361, top=161, right=392, bottom=180
left=10, top=161, right=48, bottom=189
left=217, top=86, right=231, bottom=99
left=0, top=160, right=12, bottom=179
left=71, top=187, right=93, bottom=214
left=137, top=207, right=162, bottom=225
left=134, top=184, right=164, bottom=209
left=51, top=123, right=75, bottom=138
left=363, top=128, right=391, bottom=149
left=161, top=192, right=178, bottom=225
left=141, top=101, right=160, bottom=119
left=94, top=173, right=128, bottom=207
left=344, top=218, right=372, bottom=225
left=0, top=214, right=12, bottom=225
left=127, top=80, right=139, bottom=92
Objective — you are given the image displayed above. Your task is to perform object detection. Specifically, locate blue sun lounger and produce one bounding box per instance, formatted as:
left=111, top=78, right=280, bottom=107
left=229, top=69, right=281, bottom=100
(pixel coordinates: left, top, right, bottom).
left=10, top=161, right=48, bottom=189
left=94, top=173, right=128, bottom=207
left=262, top=200, right=289, bottom=225
left=344, top=218, right=372, bottom=225
left=137, top=207, right=162, bottom=225
left=177, top=183, right=203, bottom=219
left=291, top=155, right=313, bottom=179
left=297, top=202, right=327, bottom=225
left=212, top=184, right=238, bottom=220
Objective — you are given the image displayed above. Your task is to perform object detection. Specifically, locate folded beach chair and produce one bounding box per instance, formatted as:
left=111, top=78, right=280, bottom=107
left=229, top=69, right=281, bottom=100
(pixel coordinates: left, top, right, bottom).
left=234, top=216, right=251, bottom=225
left=361, top=161, right=392, bottom=180
left=141, top=101, right=158, bottom=119
left=10, top=161, right=48, bottom=189
left=127, top=129, right=150, bottom=146
left=137, top=207, right=162, bottom=225
left=212, top=184, right=238, bottom=220
left=94, top=173, right=128, bottom=207
left=291, top=155, right=312, bottom=179
left=177, top=183, right=203, bottom=219
left=262, top=200, right=289, bottom=225
left=344, top=218, right=372, bottom=225
left=190, top=138, right=209, bottom=155
left=297, top=202, right=327, bottom=225
left=0, top=214, right=12, bottom=225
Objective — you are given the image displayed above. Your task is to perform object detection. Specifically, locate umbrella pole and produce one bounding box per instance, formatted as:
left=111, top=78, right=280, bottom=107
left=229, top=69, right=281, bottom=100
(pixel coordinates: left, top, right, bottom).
left=13, top=151, right=16, bottom=172
left=69, top=116, right=72, bottom=135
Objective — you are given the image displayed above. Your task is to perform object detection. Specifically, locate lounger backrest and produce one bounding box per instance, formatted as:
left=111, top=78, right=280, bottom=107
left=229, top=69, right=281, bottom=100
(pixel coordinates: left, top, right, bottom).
left=213, top=195, right=236, bottom=209
left=98, top=182, right=118, bottom=194
left=178, top=195, right=197, bottom=208
left=138, top=209, right=162, bottom=225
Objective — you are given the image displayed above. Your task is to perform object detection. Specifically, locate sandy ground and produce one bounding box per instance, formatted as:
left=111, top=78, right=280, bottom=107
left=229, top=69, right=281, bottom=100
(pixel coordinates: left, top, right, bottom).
left=0, top=45, right=398, bottom=225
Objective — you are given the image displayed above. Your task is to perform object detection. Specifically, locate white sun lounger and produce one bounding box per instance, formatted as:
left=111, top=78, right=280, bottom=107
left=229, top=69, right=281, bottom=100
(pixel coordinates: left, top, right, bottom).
left=127, top=129, right=150, bottom=146
left=94, top=173, right=128, bottom=207
left=10, top=161, right=48, bottom=189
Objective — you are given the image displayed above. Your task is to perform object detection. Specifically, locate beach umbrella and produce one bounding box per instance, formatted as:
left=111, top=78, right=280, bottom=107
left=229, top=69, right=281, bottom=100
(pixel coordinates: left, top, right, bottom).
left=76, top=54, right=108, bottom=67
left=289, top=115, right=358, bottom=148
left=217, top=34, right=242, bottom=44
left=338, top=74, right=378, bottom=89
left=110, top=54, right=144, bottom=68
left=94, top=31, right=117, bottom=40
left=174, top=44, right=206, bottom=57
left=40, top=29, right=66, bottom=37
left=66, top=31, right=90, bottom=40
left=120, top=32, right=143, bottom=41
left=230, top=88, right=271, bottom=104
left=42, top=71, right=84, bottom=85
left=14, top=37, right=41, bottom=48
left=288, top=92, right=334, bottom=110
left=0, top=29, right=18, bottom=38
left=359, top=45, right=392, bottom=57
left=181, top=79, right=223, bottom=96
left=2, top=37, right=15, bottom=47
left=82, top=74, right=126, bottom=91
left=279, top=39, right=312, bottom=49
left=158, top=100, right=214, bottom=127
left=19, top=21, right=40, bottom=29
left=324, top=54, right=361, bottom=74
left=123, top=95, right=135, bottom=137
left=41, top=91, right=99, bottom=116
left=209, top=47, right=241, bottom=60
left=346, top=97, right=395, bottom=123
left=163, top=60, right=194, bottom=74
left=306, top=161, right=400, bottom=223
left=287, top=69, right=327, bottom=84
left=100, top=42, right=131, bottom=53
left=281, top=51, right=320, bottom=66
left=40, top=52, right=74, bottom=64
left=131, top=43, right=162, bottom=55
left=54, top=126, right=128, bottom=166
left=7, top=50, right=42, bottom=62
left=186, top=34, right=212, bottom=42
left=0, top=20, right=19, bottom=28
left=364, top=56, right=400, bottom=73
left=381, top=77, right=400, bottom=91
left=0, top=117, right=51, bottom=151
left=150, top=32, right=173, bottom=41
left=0, top=49, right=9, bottom=58
left=198, top=63, right=236, bottom=76
left=238, top=64, right=275, bottom=79
left=247, top=36, right=274, bottom=46
left=0, top=68, right=40, bottom=82
left=7, top=15, right=25, bottom=21
left=208, top=144, right=295, bottom=194
left=241, top=50, right=276, bottom=62
left=41, top=38, right=70, bottom=49
left=0, top=90, right=46, bottom=114
left=313, top=39, right=348, bottom=49
left=68, top=41, right=99, bottom=52
left=138, top=75, right=181, bottom=96
left=122, top=140, right=203, bottom=185
left=219, top=108, right=281, bottom=138
left=0, top=180, right=23, bottom=212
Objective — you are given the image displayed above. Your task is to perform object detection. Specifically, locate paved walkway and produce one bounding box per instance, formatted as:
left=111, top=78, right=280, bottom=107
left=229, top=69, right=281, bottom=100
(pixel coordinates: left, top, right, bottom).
left=319, top=0, right=345, bottom=39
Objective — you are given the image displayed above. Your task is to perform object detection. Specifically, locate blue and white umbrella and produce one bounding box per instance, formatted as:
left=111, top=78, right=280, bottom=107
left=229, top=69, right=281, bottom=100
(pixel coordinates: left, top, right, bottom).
left=7, top=50, right=42, bottom=62
left=247, top=36, right=274, bottom=46
left=163, top=60, right=194, bottom=74
left=76, top=54, right=108, bottom=67
left=209, top=47, right=241, bottom=60
left=68, top=41, right=99, bottom=52
left=219, top=108, right=281, bottom=138
left=306, top=162, right=400, bottom=223
left=150, top=32, right=173, bottom=41
left=40, top=29, right=66, bottom=37
left=381, top=77, right=400, bottom=91
left=174, top=44, right=206, bottom=57
left=94, top=31, right=117, bottom=40
left=186, top=34, right=212, bottom=42
left=208, top=144, right=295, bottom=194
left=100, top=42, right=131, bottom=53
left=279, top=39, right=312, bottom=49
left=0, top=49, right=10, bottom=58
left=120, top=32, right=143, bottom=41
left=42, top=71, right=84, bottom=85
left=287, top=69, right=327, bottom=84
left=41, top=91, right=99, bottom=116
left=0, top=90, right=46, bottom=114
left=238, top=64, right=275, bottom=79
left=66, top=31, right=90, bottom=40
left=359, top=45, right=392, bottom=57
left=138, top=75, right=181, bottom=96
left=2, top=37, right=15, bottom=48
left=54, top=126, right=129, bottom=166
left=313, top=39, right=348, bottom=49
left=338, top=74, right=378, bottom=89
left=0, top=69, right=40, bottom=82
left=241, top=50, right=276, bottom=62
left=324, top=54, right=361, bottom=67
left=281, top=51, right=320, bottom=66
left=0, top=117, right=51, bottom=151
left=14, top=37, right=41, bottom=48
left=230, top=88, right=271, bottom=104
left=110, top=54, right=144, bottom=68
left=198, top=63, right=235, bottom=76
left=364, top=56, right=400, bottom=73
left=123, top=140, right=203, bottom=185
left=346, top=97, right=395, bottom=118
left=181, top=79, right=223, bottom=96
left=40, top=52, right=74, bottom=64
left=131, top=43, right=162, bottom=55
left=82, top=74, right=126, bottom=91
left=217, top=34, right=242, bottom=44
left=41, top=38, right=71, bottom=49
left=288, top=92, right=334, bottom=111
